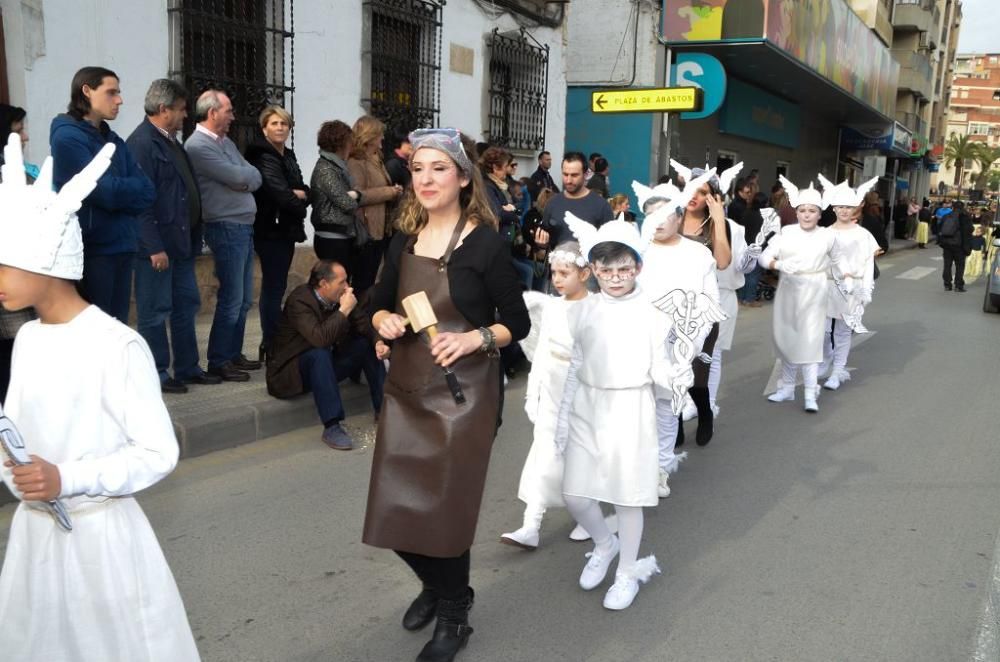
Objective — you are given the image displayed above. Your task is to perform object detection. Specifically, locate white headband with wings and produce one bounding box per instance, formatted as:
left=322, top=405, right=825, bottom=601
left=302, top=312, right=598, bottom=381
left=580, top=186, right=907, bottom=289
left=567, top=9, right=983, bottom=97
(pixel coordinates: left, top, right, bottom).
left=0, top=133, right=115, bottom=280
left=817, top=173, right=880, bottom=208
left=778, top=174, right=825, bottom=210
left=565, top=212, right=644, bottom=262
left=670, top=159, right=744, bottom=194
left=633, top=168, right=718, bottom=246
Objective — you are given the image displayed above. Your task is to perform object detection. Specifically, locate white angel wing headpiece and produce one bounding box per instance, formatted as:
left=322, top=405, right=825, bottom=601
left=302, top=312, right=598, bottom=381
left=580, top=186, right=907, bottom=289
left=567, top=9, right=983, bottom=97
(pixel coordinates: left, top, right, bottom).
left=0, top=133, right=115, bottom=280
left=817, top=173, right=879, bottom=208
left=634, top=169, right=716, bottom=248
left=717, top=162, right=744, bottom=194
left=566, top=211, right=643, bottom=262
left=780, top=174, right=825, bottom=210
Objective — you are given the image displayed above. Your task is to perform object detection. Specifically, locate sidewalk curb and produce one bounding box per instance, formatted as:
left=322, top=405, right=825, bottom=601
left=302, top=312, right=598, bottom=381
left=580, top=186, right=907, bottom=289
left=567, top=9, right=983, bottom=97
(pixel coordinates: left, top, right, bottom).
left=973, top=527, right=1000, bottom=661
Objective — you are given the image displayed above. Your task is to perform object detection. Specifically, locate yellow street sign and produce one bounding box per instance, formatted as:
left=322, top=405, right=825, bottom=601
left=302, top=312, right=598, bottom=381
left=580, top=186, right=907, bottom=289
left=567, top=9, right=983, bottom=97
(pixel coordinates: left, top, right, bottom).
left=591, top=87, right=702, bottom=114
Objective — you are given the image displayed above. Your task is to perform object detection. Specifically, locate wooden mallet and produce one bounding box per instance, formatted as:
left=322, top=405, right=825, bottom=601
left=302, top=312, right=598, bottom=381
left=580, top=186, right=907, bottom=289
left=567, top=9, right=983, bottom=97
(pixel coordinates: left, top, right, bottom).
left=400, top=291, right=467, bottom=405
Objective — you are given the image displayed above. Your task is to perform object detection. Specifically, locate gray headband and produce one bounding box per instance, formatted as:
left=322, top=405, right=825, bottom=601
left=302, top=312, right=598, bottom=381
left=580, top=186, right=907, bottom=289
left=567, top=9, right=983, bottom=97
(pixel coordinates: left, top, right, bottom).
left=408, top=128, right=474, bottom=177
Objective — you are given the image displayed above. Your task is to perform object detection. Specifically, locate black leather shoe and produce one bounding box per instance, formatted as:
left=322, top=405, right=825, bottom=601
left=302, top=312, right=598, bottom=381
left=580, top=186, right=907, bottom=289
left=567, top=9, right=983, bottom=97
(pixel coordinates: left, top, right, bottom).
left=258, top=343, right=267, bottom=364
left=182, top=372, right=223, bottom=386
left=944, top=284, right=952, bottom=291
left=161, top=378, right=189, bottom=394
left=233, top=354, right=262, bottom=371
left=208, top=363, right=251, bottom=382
left=956, top=286, right=967, bottom=293
left=416, top=588, right=474, bottom=662
left=403, top=589, right=438, bottom=631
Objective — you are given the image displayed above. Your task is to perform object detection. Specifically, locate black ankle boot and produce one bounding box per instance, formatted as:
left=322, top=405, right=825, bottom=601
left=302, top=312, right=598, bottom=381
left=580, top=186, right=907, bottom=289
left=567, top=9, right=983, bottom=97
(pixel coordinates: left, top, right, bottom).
left=690, top=387, right=713, bottom=446
left=403, top=588, right=438, bottom=631
left=258, top=342, right=268, bottom=363
left=416, top=587, right=474, bottom=662
left=674, top=415, right=684, bottom=448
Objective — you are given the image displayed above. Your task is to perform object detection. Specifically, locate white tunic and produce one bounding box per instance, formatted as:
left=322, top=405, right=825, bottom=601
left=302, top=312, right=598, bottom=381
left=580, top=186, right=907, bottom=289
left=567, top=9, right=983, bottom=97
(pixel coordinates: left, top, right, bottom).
left=825, top=224, right=879, bottom=321
left=715, top=219, right=748, bottom=351
left=519, top=295, right=589, bottom=507
left=558, top=287, right=674, bottom=507
left=639, top=237, right=719, bottom=352
left=0, top=306, right=200, bottom=662
left=760, top=225, right=844, bottom=364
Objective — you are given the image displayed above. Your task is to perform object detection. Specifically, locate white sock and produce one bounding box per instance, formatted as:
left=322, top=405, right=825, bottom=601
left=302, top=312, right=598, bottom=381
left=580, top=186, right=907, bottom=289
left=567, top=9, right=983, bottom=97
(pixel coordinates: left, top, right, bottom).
left=708, top=346, right=723, bottom=410
left=780, top=360, right=797, bottom=387
left=564, top=495, right=613, bottom=549
left=614, top=505, right=643, bottom=569
left=831, top=319, right=853, bottom=372
left=801, top=362, right=819, bottom=390
left=655, top=398, right=680, bottom=471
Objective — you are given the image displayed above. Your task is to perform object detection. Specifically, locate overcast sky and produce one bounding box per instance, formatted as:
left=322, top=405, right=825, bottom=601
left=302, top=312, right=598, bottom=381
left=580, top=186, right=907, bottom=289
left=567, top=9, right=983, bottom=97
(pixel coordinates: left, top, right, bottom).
left=956, top=0, right=997, bottom=54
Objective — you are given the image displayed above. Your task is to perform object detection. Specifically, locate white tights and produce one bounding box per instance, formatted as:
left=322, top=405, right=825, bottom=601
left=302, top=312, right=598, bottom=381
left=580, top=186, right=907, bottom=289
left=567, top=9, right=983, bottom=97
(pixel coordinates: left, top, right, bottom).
left=564, top=495, right=644, bottom=569
left=707, top=346, right=723, bottom=410
left=780, top=360, right=819, bottom=390
left=822, top=317, right=853, bottom=374
left=655, top=398, right=682, bottom=473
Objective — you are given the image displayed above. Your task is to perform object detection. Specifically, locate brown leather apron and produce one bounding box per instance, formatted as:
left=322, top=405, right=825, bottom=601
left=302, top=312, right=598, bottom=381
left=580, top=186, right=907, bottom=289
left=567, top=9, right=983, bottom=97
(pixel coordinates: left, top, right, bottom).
left=362, top=218, right=501, bottom=558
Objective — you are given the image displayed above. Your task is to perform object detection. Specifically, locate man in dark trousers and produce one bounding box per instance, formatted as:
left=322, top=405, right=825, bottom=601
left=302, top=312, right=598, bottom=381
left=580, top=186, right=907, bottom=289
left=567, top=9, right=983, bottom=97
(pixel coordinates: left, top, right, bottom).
left=266, top=260, right=387, bottom=450
left=938, top=200, right=974, bottom=292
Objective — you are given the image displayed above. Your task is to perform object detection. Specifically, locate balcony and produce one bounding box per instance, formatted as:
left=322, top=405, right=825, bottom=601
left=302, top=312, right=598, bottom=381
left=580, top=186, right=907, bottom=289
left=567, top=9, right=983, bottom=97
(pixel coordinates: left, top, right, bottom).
left=895, top=49, right=934, bottom=100
left=893, top=0, right=936, bottom=33
left=896, top=110, right=928, bottom=136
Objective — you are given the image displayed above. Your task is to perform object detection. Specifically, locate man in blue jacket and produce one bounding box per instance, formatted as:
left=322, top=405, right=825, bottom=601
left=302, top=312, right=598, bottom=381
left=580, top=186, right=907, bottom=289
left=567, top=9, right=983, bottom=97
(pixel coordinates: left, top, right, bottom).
left=50, top=66, right=155, bottom=322
left=127, top=78, right=223, bottom=394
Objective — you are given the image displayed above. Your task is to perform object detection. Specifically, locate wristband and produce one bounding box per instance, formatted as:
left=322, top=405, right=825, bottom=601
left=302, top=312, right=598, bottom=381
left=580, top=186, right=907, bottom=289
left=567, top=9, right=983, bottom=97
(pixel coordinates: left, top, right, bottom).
left=478, top=327, right=498, bottom=357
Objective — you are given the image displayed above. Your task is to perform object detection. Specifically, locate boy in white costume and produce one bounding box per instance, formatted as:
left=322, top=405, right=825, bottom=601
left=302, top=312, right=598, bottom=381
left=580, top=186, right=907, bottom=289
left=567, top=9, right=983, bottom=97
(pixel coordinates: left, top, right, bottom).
left=632, top=172, right=722, bottom=498
left=817, top=175, right=881, bottom=391
left=554, top=217, right=692, bottom=611
left=759, top=176, right=846, bottom=413
left=500, top=241, right=592, bottom=549
left=0, top=135, right=200, bottom=661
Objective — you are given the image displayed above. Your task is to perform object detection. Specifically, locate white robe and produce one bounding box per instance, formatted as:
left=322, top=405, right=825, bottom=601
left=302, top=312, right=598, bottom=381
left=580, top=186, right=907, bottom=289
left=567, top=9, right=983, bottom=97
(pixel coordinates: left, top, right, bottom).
left=557, top=287, right=675, bottom=507
left=715, top=219, right=748, bottom=351
left=825, top=224, right=879, bottom=322
left=518, top=295, right=589, bottom=507
left=0, top=306, right=200, bottom=662
left=760, top=225, right=844, bottom=364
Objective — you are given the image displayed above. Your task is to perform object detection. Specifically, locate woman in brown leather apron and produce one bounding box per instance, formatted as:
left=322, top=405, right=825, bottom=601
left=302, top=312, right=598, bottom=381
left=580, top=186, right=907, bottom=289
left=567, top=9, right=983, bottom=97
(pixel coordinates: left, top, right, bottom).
left=365, top=128, right=529, bottom=662
left=677, top=169, right=732, bottom=447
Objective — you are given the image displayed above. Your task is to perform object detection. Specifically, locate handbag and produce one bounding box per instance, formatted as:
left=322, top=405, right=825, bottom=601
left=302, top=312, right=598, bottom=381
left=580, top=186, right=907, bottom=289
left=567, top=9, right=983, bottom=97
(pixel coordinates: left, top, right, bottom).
left=353, top=208, right=371, bottom=249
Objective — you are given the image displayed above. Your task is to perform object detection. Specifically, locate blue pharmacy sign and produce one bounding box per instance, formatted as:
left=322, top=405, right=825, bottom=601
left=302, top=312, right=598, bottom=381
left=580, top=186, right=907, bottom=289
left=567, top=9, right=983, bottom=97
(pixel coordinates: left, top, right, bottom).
left=669, top=53, right=727, bottom=120
left=718, top=79, right=800, bottom=149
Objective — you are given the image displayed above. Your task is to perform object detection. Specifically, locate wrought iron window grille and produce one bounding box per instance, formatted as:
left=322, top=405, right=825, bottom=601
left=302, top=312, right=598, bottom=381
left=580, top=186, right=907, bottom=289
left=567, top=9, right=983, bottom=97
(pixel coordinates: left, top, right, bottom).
left=168, top=0, right=294, bottom=150
left=486, top=27, right=548, bottom=152
left=362, top=0, right=443, bottom=134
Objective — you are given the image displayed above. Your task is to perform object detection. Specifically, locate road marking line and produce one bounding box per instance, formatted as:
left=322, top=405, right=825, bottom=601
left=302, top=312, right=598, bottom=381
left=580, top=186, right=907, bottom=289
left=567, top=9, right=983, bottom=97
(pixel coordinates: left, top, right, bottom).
left=762, top=331, right=878, bottom=395
left=931, top=256, right=943, bottom=261
left=878, top=262, right=895, bottom=270
left=896, top=266, right=937, bottom=280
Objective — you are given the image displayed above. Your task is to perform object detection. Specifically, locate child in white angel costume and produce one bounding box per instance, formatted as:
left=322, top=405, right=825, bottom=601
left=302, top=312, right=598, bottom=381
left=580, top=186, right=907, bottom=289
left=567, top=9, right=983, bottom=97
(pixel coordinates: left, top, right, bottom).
left=632, top=172, right=724, bottom=498
left=500, top=241, right=593, bottom=550
left=817, top=175, right=881, bottom=391
left=554, top=217, right=693, bottom=611
left=0, top=135, right=200, bottom=661
left=759, top=176, right=846, bottom=413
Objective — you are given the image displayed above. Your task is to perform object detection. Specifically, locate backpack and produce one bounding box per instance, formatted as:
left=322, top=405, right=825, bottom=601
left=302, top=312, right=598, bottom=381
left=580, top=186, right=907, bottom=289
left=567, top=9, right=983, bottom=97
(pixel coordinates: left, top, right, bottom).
left=938, top=212, right=960, bottom=240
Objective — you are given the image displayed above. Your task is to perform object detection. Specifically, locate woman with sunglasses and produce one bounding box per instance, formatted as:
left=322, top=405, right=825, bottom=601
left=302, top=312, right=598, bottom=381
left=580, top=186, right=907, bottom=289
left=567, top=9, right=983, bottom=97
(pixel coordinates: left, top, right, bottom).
left=363, top=128, right=529, bottom=662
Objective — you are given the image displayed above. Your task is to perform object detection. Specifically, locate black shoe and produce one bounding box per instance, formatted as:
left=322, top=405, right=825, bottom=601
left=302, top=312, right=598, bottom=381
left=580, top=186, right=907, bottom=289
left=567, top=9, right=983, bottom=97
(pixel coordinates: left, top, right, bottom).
left=233, top=354, right=262, bottom=371
left=258, top=343, right=268, bottom=364
left=207, top=362, right=251, bottom=382
left=182, top=372, right=223, bottom=386
left=956, top=286, right=967, bottom=293
left=403, top=588, right=439, bottom=631
left=690, top=387, right=714, bottom=446
left=161, top=378, right=189, bottom=394
left=674, top=415, right=685, bottom=448
left=944, top=284, right=952, bottom=291
left=416, top=588, right=474, bottom=662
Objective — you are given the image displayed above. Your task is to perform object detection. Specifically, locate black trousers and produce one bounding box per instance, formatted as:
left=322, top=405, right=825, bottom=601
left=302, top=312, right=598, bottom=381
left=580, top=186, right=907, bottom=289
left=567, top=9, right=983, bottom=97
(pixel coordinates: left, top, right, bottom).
left=0, top=338, right=13, bottom=404
left=395, top=549, right=471, bottom=601
left=942, top=246, right=966, bottom=288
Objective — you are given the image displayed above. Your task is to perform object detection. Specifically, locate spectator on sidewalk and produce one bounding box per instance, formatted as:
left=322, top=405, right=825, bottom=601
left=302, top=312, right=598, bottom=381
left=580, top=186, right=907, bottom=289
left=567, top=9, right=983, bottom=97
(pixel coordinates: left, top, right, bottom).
left=938, top=200, right=974, bottom=292
left=265, top=260, right=386, bottom=451
left=535, top=151, right=613, bottom=248
left=310, top=120, right=362, bottom=269
left=383, top=128, right=413, bottom=190
left=727, top=176, right=754, bottom=227
left=348, top=115, right=403, bottom=295
left=127, top=78, right=220, bottom=395
left=185, top=89, right=262, bottom=382
left=586, top=156, right=610, bottom=199
left=527, top=149, right=558, bottom=198
left=246, top=105, right=309, bottom=362
left=770, top=186, right=797, bottom=227
left=738, top=192, right=770, bottom=307
left=585, top=151, right=601, bottom=183
left=916, top=199, right=932, bottom=248
left=50, top=66, right=155, bottom=322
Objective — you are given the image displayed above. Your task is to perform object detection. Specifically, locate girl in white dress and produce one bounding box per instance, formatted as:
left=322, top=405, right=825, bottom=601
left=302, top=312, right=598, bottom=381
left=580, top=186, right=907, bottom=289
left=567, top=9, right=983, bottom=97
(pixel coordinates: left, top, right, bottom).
left=816, top=176, right=881, bottom=391
left=0, top=136, right=199, bottom=661
left=759, top=176, right=845, bottom=413
left=500, top=242, right=591, bottom=549
left=555, top=217, right=692, bottom=611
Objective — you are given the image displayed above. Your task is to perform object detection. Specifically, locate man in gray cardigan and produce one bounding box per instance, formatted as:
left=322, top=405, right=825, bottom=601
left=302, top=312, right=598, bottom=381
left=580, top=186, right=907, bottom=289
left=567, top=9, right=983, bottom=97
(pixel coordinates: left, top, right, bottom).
left=185, top=90, right=262, bottom=381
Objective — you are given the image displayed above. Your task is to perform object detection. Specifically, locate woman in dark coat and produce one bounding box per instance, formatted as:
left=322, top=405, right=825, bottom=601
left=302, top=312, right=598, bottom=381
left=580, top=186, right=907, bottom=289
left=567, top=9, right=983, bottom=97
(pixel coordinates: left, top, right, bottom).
left=365, top=128, right=529, bottom=662
left=246, top=106, right=309, bottom=360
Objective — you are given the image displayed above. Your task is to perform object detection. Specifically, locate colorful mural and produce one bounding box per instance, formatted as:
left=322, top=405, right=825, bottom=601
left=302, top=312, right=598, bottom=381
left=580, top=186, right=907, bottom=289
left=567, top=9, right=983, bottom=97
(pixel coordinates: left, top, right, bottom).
left=661, top=0, right=899, bottom=117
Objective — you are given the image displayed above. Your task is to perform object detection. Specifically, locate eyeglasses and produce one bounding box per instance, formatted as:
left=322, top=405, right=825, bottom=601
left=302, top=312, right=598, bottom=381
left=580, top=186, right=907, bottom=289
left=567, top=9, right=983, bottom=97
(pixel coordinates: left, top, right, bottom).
left=595, top=266, right=637, bottom=281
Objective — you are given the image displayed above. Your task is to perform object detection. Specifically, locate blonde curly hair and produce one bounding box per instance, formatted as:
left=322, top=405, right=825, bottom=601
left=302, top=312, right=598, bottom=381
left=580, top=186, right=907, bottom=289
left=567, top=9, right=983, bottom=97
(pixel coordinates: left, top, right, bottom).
left=350, top=115, right=386, bottom=160
left=396, top=156, right=499, bottom=235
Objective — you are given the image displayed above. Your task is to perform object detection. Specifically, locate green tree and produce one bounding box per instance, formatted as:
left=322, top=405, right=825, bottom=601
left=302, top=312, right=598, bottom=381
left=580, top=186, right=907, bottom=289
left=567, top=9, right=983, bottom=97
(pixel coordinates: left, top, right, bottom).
left=972, top=144, right=1000, bottom=191
left=943, top=133, right=978, bottom=195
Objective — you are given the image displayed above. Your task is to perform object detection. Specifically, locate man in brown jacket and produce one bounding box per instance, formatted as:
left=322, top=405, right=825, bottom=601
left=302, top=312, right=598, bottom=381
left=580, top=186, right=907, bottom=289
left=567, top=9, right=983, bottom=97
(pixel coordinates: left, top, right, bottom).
left=265, top=260, right=387, bottom=450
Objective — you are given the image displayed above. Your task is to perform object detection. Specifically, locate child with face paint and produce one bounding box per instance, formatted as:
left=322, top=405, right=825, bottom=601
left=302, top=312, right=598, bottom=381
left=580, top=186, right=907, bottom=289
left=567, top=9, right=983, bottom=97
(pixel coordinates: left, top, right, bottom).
left=816, top=175, right=880, bottom=391
left=554, top=216, right=691, bottom=611
left=500, top=242, right=593, bottom=550
left=758, top=176, right=846, bottom=413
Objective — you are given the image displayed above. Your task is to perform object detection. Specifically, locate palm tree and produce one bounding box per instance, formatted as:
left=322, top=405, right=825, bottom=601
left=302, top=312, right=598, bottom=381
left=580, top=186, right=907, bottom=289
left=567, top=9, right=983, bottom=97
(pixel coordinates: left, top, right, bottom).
left=943, top=133, right=978, bottom=195
left=972, top=144, right=1000, bottom=191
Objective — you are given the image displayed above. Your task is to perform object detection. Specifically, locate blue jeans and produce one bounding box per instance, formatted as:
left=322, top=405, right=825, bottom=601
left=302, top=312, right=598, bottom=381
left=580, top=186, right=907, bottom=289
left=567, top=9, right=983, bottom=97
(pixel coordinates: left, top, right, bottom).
left=134, top=254, right=202, bottom=382
left=738, top=264, right=763, bottom=303
left=204, top=222, right=254, bottom=369
left=81, top=252, right=134, bottom=322
left=297, top=337, right=386, bottom=425
left=254, top=237, right=295, bottom=348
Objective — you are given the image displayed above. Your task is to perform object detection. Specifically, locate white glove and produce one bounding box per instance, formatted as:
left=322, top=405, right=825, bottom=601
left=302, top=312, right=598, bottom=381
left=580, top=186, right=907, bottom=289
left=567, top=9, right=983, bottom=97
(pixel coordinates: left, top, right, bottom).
left=859, top=287, right=873, bottom=305
left=745, top=243, right=763, bottom=259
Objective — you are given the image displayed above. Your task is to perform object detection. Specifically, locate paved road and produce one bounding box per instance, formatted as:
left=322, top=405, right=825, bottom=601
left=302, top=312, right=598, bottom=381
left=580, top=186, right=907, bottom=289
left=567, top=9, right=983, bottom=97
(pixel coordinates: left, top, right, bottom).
left=2, top=245, right=999, bottom=661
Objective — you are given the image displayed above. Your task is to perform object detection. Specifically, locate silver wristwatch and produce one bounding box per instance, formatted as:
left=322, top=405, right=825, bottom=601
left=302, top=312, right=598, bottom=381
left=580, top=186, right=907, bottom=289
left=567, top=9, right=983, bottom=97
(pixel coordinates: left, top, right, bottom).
left=478, top=326, right=498, bottom=357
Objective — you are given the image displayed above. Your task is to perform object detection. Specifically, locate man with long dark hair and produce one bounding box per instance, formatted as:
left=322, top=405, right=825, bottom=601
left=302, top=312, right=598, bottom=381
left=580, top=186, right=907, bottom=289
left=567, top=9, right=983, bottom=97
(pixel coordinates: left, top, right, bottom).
left=50, top=66, right=155, bottom=323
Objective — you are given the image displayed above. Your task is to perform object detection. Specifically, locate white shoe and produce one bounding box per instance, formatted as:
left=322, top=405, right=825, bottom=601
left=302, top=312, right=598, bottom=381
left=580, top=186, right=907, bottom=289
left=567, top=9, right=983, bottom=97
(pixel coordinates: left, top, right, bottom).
left=682, top=398, right=698, bottom=421
left=580, top=536, right=620, bottom=590
left=822, top=374, right=841, bottom=390
left=767, top=386, right=795, bottom=402
left=804, top=387, right=819, bottom=413
left=657, top=468, right=671, bottom=498
left=603, top=556, right=661, bottom=610
left=569, top=513, right=619, bottom=541
left=711, top=403, right=720, bottom=417
left=500, top=526, right=539, bottom=550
